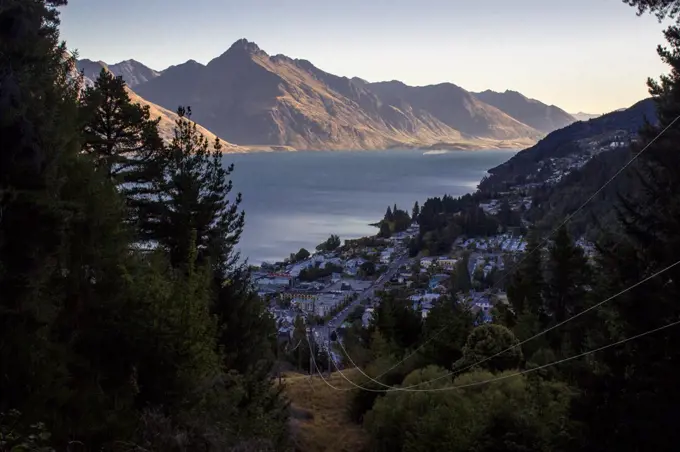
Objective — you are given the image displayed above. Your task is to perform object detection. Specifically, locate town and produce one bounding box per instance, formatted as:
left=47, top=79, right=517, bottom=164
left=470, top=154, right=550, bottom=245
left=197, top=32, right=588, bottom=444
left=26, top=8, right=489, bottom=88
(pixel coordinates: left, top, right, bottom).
left=256, top=222, right=530, bottom=355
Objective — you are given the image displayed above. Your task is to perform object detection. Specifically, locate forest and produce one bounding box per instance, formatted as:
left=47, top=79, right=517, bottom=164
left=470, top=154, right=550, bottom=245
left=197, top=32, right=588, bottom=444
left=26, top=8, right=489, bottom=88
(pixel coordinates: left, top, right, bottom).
left=1, top=1, right=288, bottom=450
left=3, top=0, right=680, bottom=451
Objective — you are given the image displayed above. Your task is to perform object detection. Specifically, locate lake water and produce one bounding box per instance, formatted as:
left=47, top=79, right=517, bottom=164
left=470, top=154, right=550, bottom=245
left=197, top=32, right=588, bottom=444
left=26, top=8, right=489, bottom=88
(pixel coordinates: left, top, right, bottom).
left=224, top=149, right=517, bottom=264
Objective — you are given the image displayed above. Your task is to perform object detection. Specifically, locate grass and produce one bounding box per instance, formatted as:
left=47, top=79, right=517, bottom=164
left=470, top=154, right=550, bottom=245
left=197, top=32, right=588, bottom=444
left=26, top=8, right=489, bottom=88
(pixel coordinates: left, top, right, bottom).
left=283, top=369, right=368, bottom=452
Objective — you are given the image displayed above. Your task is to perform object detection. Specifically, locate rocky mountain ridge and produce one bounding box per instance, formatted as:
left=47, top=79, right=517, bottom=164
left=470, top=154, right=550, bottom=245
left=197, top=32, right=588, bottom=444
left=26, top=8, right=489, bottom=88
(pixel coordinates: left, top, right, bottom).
left=79, top=38, right=600, bottom=152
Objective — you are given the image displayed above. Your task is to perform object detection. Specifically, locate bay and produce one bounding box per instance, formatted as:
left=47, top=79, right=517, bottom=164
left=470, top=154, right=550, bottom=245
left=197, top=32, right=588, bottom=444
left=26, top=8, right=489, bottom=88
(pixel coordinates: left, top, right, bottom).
left=224, top=149, right=517, bottom=265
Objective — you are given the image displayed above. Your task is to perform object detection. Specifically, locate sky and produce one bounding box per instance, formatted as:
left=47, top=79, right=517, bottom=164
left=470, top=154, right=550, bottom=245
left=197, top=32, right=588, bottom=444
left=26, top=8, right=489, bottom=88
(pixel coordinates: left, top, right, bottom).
left=59, top=0, right=671, bottom=114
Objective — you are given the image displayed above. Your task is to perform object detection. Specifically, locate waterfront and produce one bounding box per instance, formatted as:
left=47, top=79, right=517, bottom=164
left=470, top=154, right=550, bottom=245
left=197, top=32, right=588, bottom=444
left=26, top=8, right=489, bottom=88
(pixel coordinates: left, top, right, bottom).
left=225, top=149, right=517, bottom=264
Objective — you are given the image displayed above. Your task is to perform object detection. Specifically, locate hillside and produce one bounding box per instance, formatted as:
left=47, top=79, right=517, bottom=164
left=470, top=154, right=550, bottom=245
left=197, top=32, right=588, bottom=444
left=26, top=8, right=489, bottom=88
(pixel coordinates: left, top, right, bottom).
left=479, top=97, right=657, bottom=192
left=132, top=39, right=545, bottom=151
left=478, top=97, right=657, bottom=237
left=472, top=89, right=576, bottom=133
left=284, top=370, right=368, bottom=452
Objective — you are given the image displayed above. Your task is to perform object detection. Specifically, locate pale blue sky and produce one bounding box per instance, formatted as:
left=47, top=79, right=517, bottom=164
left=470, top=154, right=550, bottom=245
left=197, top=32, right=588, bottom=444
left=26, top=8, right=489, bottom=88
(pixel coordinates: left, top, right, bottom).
left=60, top=0, right=669, bottom=113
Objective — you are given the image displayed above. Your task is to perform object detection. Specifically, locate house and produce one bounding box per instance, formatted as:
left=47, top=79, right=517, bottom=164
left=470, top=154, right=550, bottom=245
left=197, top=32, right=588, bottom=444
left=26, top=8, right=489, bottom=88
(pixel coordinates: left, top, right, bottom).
left=255, top=274, right=292, bottom=291
left=437, top=257, right=458, bottom=271
left=380, top=248, right=395, bottom=264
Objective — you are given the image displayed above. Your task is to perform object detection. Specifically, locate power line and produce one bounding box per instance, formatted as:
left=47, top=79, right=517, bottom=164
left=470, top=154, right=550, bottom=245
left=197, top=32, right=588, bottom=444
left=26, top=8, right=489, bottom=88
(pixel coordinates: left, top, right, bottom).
left=311, top=317, right=680, bottom=393
left=327, top=258, right=680, bottom=392
left=357, top=115, right=680, bottom=385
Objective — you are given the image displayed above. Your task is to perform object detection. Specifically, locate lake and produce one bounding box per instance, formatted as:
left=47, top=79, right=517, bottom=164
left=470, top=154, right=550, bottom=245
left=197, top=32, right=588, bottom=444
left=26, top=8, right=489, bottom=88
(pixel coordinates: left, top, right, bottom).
left=224, top=149, right=517, bottom=264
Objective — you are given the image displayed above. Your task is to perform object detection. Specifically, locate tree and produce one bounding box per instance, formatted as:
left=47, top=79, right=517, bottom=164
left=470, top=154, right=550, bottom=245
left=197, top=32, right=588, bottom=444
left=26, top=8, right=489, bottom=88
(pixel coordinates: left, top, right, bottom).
left=378, top=221, right=392, bottom=238
left=385, top=206, right=394, bottom=222
left=360, top=260, right=377, bottom=277
left=454, top=324, right=523, bottom=373
left=0, top=0, right=81, bottom=439
left=622, top=0, right=680, bottom=22
left=78, top=69, right=165, bottom=230
left=450, top=254, right=472, bottom=294
left=542, top=226, right=590, bottom=355
left=420, top=296, right=475, bottom=369
left=150, top=107, right=244, bottom=276
left=412, top=201, right=420, bottom=220
left=364, top=367, right=571, bottom=452
left=567, top=10, right=680, bottom=450
left=507, top=231, right=545, bottom=323
left=290, top=247, right=311, bottom=263
left=316, top=234, right=341, bottom=252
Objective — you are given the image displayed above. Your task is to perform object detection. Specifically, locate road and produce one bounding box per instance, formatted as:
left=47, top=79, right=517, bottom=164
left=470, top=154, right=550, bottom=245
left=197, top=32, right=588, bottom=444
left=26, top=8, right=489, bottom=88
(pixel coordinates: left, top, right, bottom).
left=311, top=248, right=411, bottom=340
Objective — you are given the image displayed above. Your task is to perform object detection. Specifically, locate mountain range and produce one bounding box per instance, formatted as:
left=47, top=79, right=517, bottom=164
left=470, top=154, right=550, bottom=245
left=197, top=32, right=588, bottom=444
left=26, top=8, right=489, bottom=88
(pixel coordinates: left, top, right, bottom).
left=77, top=38, right=586, bottom=152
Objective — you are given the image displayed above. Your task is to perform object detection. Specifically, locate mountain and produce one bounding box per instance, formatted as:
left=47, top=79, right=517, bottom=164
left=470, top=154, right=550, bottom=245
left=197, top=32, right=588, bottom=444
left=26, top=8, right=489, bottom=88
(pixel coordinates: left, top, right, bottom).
left=74, top=59, right=243, bottom=151
left=571, top=112, right=602, bottom=122
left=472, top=89, right=576, bottom=133
left=132, top=38, right=544, bottom=151
left=108, top=59, right=161, bottom=87
left=77, top=58, right=161, bottom=88
left=368, top=81, right=542, bottom=141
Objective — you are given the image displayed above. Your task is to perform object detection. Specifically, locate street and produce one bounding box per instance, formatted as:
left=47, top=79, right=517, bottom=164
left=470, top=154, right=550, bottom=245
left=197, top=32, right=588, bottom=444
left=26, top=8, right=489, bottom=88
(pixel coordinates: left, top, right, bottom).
left=311, top=247, right=411, bottom=340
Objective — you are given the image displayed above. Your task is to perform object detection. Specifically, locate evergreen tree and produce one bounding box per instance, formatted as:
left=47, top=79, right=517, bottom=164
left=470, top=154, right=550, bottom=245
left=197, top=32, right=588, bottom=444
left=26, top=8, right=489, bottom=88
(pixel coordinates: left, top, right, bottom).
left=412, top=200, right=420, bottom=220
left=542, top=225, right=590, bottom=355
left=78, top=68, right=165, bottom=230
left=378, top=221, right=392, bottom=238
left=420, top=296, right=475, bottom=369
left=151, top=106, right=244, bottom=276
left=507, top=231, right=545, bottom=326
left=450, top=253, right=472, bottom=294
left=0, top=0, right=79, bottom=432
left=385, top=205, right=394, bottom=222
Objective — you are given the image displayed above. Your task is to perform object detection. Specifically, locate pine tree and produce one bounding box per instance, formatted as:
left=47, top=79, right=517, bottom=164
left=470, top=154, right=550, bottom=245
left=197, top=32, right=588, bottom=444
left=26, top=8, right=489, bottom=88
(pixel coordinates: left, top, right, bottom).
left=412, top=201, right=420, bottom=220
left=385, top=205, right=393, bottom=222
left=542, top=226, right=590, bottom=355
left=150, top=106, right=244, bottom=276
left=421, top=296, right=474, bottom=369
left=507, top=231, right=545, bottom=324
left=78, top=68, right=165, bottom=230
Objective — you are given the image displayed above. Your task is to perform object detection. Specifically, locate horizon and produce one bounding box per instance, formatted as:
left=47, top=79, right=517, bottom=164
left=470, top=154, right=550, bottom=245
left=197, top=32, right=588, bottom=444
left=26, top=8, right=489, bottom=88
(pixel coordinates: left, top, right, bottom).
left=60, top=0, right=670, bottom=114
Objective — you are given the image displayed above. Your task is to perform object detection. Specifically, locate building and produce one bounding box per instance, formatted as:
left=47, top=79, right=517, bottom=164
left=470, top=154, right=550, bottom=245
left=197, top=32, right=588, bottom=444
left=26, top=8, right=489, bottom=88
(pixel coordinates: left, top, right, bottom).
left=380, top=247, right=395, bottom=264
left=437, top=257, right=458, bottom=271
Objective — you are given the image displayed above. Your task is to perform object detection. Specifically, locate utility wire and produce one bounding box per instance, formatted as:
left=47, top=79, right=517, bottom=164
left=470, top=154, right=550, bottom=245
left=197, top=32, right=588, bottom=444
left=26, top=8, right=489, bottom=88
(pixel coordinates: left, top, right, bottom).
left=361, top=115, right=680, bottom=385
left=312, top=317, right=680, bottom=393
left=328, top=115, right=680, bottom=390
left=329, top=258, right=680, bottom=391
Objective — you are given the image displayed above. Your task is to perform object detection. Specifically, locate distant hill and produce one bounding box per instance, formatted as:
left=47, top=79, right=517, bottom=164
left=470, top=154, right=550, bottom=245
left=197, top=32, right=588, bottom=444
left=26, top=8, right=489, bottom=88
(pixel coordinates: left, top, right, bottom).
left=571, top=112, right=602, bottom=122
left=472, top=89, right=576, bottom=133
